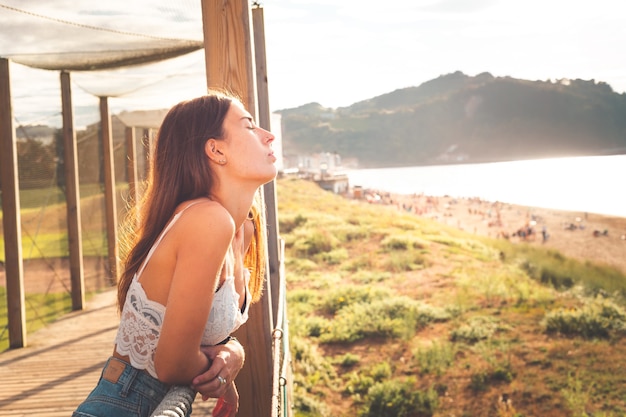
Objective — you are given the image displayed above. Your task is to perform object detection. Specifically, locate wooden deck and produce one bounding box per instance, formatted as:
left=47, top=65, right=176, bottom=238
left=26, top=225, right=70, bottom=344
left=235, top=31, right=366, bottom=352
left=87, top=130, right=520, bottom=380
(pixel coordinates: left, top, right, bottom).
left=0, top=289, right=214, bottom=416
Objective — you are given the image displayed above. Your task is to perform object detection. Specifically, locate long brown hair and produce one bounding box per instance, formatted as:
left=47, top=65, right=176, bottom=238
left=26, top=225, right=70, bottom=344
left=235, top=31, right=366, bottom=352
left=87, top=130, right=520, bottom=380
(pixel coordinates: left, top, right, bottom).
left=245, top=192, right=268, bottom=303
left=117, top=92, right=234, bottom=311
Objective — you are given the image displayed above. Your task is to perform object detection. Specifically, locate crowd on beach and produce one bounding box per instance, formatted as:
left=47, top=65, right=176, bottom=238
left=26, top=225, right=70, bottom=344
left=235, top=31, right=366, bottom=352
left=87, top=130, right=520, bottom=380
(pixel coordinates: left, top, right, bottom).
left=353, top=187, right=626, bottom=254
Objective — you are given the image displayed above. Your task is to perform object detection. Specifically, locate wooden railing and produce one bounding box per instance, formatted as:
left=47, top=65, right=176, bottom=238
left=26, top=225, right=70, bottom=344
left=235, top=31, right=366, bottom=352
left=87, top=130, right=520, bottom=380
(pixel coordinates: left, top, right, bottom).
left=271, top=241, right=292, bottom=417
left=151, top=240, right=292, bottom=417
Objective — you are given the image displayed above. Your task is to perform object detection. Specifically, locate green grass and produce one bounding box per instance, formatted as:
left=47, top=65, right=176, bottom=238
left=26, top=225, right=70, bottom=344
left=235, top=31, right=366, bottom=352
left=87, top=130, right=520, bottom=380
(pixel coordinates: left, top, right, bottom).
left=0, top=287, right=74, bottom=352
left=277, top=177, right=626, bottom=417
left=13, top=184, right=106, bottom=209
left=0, top=231, right=107, bottom=261
left=490, top=239, right=626, bottom=299
left=0, top=184, right=124, bottom=350
left=0, top=184, right=129, bottom=261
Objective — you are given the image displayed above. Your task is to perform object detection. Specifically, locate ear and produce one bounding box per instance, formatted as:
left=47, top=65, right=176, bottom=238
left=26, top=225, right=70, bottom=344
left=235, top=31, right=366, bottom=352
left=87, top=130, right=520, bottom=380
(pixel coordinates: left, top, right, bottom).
left=205, top=138, right=225, bottom=162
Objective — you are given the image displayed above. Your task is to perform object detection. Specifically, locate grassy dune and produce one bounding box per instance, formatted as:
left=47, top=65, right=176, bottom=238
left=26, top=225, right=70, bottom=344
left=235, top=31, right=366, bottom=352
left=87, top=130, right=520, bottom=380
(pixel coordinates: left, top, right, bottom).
left=277, top=177, right=626, bottom=417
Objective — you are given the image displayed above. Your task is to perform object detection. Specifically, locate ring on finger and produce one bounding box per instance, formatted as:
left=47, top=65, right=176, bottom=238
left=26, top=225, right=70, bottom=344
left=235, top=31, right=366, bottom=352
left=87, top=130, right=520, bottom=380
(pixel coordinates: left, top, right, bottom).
left=217, top=375, right=227, bottom=386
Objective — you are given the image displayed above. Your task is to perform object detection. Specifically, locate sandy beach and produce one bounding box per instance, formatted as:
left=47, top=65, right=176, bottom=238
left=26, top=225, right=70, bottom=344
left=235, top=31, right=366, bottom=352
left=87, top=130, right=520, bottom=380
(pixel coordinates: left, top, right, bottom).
left=361, top=190, right=626, bottom=274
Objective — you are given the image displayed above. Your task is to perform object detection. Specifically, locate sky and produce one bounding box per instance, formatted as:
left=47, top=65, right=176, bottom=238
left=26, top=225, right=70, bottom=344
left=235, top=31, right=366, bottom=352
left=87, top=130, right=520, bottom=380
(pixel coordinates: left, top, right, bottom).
left=1, top=0, right=625, bottom=128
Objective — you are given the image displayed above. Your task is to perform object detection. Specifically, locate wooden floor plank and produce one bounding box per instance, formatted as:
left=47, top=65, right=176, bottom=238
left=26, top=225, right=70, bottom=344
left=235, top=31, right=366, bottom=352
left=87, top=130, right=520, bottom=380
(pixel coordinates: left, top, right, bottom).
left=0, top=289, right=215, bottom=416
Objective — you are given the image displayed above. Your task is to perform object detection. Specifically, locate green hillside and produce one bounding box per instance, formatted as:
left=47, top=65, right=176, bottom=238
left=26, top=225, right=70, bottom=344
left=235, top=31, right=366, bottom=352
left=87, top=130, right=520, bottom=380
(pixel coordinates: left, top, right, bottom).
left=277, top=177, right=626, bottom=417
left=278, top=72, right=626, bottom=168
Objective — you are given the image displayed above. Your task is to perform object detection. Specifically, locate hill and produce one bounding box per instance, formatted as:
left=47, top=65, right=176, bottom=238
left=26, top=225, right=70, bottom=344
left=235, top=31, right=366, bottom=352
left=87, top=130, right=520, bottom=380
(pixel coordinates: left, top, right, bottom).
left=277, top=177, right=626, bottom=417
left=277, top=72, right=626, bottom=168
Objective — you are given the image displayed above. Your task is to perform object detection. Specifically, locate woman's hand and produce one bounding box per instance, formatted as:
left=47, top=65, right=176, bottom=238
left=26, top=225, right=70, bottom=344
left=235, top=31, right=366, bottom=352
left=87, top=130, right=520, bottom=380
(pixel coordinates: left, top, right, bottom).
left=191, top=339, right=245, bottom=400
left=212, top=382, right=239, bottom=417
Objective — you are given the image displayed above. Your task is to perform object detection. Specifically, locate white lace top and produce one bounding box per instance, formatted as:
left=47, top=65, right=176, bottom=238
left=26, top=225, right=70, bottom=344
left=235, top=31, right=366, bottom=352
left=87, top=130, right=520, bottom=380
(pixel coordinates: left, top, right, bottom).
left=114, top=203, right=250, bottom=379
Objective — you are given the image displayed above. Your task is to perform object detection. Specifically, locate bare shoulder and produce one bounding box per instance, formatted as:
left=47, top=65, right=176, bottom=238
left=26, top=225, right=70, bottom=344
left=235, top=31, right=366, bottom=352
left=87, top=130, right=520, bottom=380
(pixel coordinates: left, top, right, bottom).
left=173, top=199, right=235, bottom=242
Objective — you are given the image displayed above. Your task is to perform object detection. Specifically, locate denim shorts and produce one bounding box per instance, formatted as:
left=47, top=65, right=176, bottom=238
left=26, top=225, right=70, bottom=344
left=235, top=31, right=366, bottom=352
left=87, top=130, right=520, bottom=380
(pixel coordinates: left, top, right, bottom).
left=72, top=357, right=191, bottom=417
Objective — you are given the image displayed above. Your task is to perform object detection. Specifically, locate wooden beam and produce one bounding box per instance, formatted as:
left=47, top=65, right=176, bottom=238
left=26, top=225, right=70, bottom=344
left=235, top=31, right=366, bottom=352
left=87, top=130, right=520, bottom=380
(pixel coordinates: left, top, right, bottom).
left=202, top=2, right=273, bottom=416
left=253, top=5, right=282, bottom=328
left=125, top=126, right=140, bottom=225
left=253, top=8, right=293, bottom=415
left=202, top=0, right=258, bottom=119
left=0, top=58, right=27, bottom=348
left=60, top=71, right=85, bottom=311
left=99, top=97, right=119, bottom=283
left=142, top=128, right=152, bottom=179
left=252, top=5, right=270, bottom=126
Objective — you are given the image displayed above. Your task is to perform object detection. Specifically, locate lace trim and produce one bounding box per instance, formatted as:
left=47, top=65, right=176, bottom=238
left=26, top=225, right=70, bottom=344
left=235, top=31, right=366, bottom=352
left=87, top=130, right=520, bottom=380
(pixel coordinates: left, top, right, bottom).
left=201, top=273, right=250, bottom=346
left=115, top=272, right=251, bottom=378
left=114, top=201, right=251, bottom=379
left=115, top=277, right=164, bottom=378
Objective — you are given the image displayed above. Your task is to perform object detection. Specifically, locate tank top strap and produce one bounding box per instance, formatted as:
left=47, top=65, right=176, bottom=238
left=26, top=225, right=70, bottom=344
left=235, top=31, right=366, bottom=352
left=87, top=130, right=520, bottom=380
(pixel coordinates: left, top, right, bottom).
left=135, top=200, right=206, bottom=279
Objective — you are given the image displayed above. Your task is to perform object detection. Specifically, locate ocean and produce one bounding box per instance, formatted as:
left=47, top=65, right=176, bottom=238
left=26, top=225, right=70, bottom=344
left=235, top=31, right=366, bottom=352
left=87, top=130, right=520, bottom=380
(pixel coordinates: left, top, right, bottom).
left=346, top=154, right=626, bottom=218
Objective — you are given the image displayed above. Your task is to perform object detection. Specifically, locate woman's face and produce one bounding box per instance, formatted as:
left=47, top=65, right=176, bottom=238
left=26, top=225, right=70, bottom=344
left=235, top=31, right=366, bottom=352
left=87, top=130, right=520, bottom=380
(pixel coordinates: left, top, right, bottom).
left=220, top=100, right=277, bottom=185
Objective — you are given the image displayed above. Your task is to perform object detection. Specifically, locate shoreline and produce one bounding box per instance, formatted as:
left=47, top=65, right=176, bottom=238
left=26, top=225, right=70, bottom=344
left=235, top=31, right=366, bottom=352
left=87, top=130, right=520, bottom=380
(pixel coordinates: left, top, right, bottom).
left=356, top=188, right=626, bottom=274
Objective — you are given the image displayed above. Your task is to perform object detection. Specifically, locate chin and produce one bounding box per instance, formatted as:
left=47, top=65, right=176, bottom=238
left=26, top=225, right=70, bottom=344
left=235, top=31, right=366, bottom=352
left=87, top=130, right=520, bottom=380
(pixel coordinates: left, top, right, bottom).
left=261, top=167, right=278, bottom=184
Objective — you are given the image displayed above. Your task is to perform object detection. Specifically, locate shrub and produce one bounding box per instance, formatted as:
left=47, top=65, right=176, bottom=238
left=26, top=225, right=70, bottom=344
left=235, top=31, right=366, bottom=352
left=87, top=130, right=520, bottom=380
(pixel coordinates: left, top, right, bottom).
left=450, top=316, right=500, bottom=344
left=540, top=267, right=575, bottom=289
left=370, top=361, right=393, bottom=381
left=304, top=316, right=330, bottom=337
left=331, top=223, right=369, bottom=242
left=337, top=353, right=360, bottom=368
left=319, top=285, right=392, bottom=315
left=320, top=297, right=448, bottom=343
left=290, top=336, right=336, bottom=396
left=314, top=247, right=349, bottom=265
left=292, top=229, right=339, bottom=256
left=285, top=257, right=318, bottom=275
left=345, top=361, right=394, bottom=397
left=381, top=235, right=428, bottom=251
left=359, top=379, right=439, bottom=417
left=287, top=288, right=319, bottom=305
left=469, top=371, right=489, bottom=392
left=351, top=270, right=392, bottom=284
left=496, top=242, right=626, bottom=298
left=543, top=297, right=626, bottom=339
left=292, top=391, right=329, bottom=417
left=345, top=372, right=375, bottom=396
left=341, top=254, right=375, bottom=272
left=382, top=251, right=427, bottom=272
left=279, top=213, right=307, bottom=233
left=414, top=341, right=457, bottom=376
left=561, top=371, right=593, bottom=417
left=469, top=365, right=513, bottom=392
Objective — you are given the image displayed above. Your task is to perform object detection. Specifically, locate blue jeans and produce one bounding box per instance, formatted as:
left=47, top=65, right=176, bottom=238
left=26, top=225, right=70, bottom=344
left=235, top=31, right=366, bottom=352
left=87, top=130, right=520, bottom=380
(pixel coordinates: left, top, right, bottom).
left=72, top=357, right=192, bottom=417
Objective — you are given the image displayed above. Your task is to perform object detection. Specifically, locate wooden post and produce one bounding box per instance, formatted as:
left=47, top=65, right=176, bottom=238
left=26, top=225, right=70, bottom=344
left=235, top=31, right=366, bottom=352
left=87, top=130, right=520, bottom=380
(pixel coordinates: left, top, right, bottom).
left=202, top=0, right=258, bottom=119
left=99, top=96, right=119, bottom=283
left=253, top=7, right=293, bottom=415
left=141, top=128, right=151, bottom=179
left=253, top=6, right=282, bottom=326
left=0, top=58, right=27, bottom=348
left=125, top=126, right=140, bottom=224
left=60, top=71, right=85, bottom=311
left=201, top=2, right=273, bottom=416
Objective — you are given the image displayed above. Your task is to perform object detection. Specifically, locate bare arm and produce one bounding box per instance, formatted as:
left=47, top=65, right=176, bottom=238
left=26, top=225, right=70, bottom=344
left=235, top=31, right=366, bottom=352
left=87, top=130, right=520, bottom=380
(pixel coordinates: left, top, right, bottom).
left=154, top=203, right=235, bottom=384
left=190, top=220, right=252, bottom=403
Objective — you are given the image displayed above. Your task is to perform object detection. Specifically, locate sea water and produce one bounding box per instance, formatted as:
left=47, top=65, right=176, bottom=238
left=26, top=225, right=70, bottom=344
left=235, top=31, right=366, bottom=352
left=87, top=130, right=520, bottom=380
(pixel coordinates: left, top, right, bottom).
left=346, top=154, right=626, bottom=218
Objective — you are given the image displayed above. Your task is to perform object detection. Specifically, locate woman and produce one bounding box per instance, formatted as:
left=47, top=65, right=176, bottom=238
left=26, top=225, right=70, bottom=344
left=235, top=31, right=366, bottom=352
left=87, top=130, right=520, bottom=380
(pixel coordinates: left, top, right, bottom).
left=72, top=91, right=277, bottom=417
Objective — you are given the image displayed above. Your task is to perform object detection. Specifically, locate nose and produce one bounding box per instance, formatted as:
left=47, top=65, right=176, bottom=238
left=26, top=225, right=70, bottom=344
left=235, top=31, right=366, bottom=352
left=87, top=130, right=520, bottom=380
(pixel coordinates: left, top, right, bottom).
left=262, top=128, right=275, bottom=143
